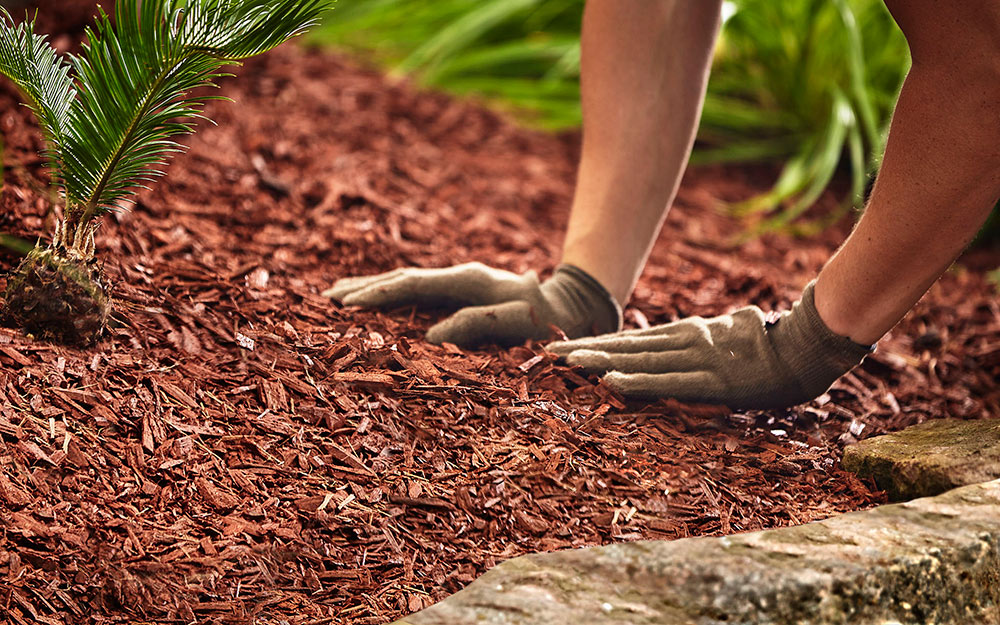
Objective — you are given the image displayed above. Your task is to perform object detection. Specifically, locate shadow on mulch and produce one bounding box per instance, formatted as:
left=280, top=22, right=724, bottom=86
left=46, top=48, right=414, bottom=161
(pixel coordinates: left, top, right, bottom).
left=0, top=2, right=997, bottom=624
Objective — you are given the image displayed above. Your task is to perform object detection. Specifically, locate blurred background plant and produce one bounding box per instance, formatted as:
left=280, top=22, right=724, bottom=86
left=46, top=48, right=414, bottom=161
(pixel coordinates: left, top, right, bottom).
left=309, top=0, right=918, bottom=234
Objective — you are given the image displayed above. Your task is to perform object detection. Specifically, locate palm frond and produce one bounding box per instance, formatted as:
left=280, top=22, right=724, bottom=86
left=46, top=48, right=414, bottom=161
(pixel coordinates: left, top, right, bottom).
left=61, top=0, right=331, bottom=221
left=0, top=7, right=76, bottom=177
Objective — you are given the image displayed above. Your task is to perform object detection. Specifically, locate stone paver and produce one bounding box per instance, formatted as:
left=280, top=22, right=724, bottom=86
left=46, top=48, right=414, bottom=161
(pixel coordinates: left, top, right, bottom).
left=392, top=479, right=1000, bottom=625
left=843, top=418, right=1000, bottom=501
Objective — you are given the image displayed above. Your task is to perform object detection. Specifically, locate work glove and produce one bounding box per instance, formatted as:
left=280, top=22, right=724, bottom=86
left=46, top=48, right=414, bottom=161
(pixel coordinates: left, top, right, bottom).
left=547, top=281, right=873, bottom=410
left=324, top=262, right=622, bottom=348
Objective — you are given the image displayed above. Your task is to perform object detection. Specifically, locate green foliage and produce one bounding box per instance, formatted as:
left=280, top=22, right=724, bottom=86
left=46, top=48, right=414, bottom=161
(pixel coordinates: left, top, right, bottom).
left=0, top=8, right=75, bottom=174
left=980, top=202, right=1000, bottom=246
left=0, top=0, right=331, bottom=231
left=310, top=0, right=910, bottom=229
left=0, top=232, right=33, bottom=255
left=309, top=0, right=585, bottom=128
left=712, top=0, right=908, bottom=234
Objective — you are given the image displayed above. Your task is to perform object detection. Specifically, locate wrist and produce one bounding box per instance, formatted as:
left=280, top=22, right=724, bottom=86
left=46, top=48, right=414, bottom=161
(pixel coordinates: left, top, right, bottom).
left=771, top=281, right=874, bottom=398
left=543, top=264, right=623, bottom=338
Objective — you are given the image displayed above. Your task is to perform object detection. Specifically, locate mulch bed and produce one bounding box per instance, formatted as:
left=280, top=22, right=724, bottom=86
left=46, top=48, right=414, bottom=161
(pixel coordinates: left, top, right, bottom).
left=1, top=4, right=998, bottom=624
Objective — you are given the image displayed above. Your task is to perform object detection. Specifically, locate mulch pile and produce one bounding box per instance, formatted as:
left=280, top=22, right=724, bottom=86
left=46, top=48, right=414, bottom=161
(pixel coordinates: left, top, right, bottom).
left=1, top=4, right=998, bottom=624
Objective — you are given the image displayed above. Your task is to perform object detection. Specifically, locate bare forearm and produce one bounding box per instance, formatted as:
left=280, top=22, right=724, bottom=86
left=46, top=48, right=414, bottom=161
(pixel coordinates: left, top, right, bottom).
left=561, top=0, right=722, bottom=305
left=816, top=1, right=1000, bottom=345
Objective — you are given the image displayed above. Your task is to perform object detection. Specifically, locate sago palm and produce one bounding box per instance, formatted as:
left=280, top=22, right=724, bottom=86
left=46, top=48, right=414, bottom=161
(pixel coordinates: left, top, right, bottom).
left=0, top=0, right=331, bottom=345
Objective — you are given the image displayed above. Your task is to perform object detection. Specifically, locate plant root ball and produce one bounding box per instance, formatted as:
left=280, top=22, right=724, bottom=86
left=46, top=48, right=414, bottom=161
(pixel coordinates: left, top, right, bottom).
left=3, top=247, right=110, bottom=346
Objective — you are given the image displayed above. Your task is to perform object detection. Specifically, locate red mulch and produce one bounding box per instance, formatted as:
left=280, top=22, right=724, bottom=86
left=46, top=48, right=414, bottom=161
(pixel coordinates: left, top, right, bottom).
left=1, top=4, right=998, bottom=624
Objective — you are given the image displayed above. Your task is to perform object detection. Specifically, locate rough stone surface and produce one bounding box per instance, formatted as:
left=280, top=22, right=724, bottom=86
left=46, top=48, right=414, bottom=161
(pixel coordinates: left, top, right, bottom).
left=843, top=418, right=1000, bottom=501
left=393, top=480, right=1000, bottom=625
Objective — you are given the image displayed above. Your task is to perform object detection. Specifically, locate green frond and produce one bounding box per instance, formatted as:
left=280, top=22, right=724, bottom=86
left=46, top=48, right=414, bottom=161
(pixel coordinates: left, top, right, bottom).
left=60, top=0, right=332, bottom=219
left=0, top=7, right=76, bottom=177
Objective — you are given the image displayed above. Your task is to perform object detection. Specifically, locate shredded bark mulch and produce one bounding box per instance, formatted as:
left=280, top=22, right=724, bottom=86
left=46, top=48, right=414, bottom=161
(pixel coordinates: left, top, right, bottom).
left=1, top=5, right=998, bottom=624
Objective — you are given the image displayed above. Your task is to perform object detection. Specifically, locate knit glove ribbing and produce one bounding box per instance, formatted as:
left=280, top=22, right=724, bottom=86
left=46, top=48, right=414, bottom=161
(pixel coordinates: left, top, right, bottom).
left=547, top=281, right=873, bottom=409
left=325, top=262, right=622, bottom=348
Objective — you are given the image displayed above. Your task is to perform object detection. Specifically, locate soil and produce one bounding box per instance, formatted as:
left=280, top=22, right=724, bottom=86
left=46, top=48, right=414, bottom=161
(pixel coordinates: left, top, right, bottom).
left=1, top=4, right=998, bottom=624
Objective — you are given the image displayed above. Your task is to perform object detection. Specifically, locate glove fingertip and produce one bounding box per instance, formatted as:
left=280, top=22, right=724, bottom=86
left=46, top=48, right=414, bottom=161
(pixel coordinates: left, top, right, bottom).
left=342, top=288, right=391, bottom=308
left=565, top=349, right=612, bottom=372
left=546, top=339, right=589, bottom=356
left=427, top=310, right=485, bottom=347
left=602, top=370, right=638, bottom=395
left=545, top=342, right=573, bottom=356
left=324, top=283, right=359, bottom=300
left=339, top=292, right=364, bottom=306
left=601, top=371, right=628, bottom=393
left=424, top=320, right=455, bottom=346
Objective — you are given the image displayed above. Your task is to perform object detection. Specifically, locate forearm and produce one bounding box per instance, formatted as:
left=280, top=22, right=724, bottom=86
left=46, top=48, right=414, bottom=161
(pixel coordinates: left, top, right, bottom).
left=561, top=0, right=722, bottom=305
left=816, top=2, right=1000, bottom=346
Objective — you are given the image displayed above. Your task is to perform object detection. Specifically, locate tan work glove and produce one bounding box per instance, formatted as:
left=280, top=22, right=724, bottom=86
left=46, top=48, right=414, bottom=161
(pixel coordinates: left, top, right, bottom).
left=324, top=262, right=622, bottom=348
left=547, top=281, right=873, bottom=410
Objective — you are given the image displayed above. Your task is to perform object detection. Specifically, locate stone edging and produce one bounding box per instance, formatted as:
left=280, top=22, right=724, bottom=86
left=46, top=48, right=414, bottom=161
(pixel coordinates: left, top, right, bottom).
left=393, top=479, right=1000, bottom=624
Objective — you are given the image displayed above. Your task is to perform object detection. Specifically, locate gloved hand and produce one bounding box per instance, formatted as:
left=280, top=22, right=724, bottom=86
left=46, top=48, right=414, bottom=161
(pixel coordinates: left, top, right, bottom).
left=547, top=281, right=873, bottom=409
left=324, top=262, right=622, bottom=348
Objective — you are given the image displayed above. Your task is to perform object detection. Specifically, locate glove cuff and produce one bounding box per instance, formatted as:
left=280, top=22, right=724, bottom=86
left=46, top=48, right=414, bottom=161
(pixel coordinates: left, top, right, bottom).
left=546, top=264, right=623, bottom=338
left=775, top=280, right=874, bottom=398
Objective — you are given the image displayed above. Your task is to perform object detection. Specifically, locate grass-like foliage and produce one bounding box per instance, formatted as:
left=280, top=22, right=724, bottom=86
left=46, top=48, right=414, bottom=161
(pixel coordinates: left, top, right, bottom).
left=0, top=1, right=331, bottom=344
left=712, top=0, right=908, bottom=235
left=310, top=0, right=585, bottom=129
